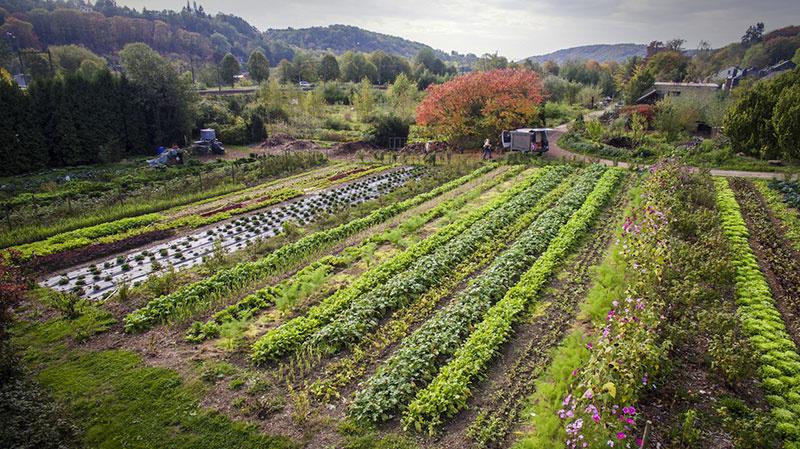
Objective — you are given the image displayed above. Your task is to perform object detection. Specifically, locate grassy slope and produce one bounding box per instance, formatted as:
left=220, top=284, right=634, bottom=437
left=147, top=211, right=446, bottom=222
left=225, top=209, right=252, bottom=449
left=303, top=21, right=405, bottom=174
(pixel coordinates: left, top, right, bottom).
left=12, top=304, right=298, bottom=449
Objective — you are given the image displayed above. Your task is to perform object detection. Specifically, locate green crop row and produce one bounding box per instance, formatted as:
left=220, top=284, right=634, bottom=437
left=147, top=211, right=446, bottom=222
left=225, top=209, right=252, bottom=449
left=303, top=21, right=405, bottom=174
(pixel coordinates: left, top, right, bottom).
left=305, top=166, right=573, bottom=353
left=402, top=168, right=623, bottom=434
left=715, top=177, right=800, bottom=443
left=123, top=164, right=496, bottom=333
left=307, top=170, right=580, bottom=402
left=755, top=180, right=800, bottom=252
left=185, top=165, right=522, bottom=343
left=348, top=165, right=607, bottom=424
left=8, top=188, right=302, bottom=261
left=11, top=213, right=163, bottom=259
left=249, top=166, right=553, bottom=364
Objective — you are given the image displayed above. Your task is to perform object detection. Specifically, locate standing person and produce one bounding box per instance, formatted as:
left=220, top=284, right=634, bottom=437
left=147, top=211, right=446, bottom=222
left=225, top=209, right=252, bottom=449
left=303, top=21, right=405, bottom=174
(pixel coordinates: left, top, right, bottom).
left=482, top=138, right=492, bottom=160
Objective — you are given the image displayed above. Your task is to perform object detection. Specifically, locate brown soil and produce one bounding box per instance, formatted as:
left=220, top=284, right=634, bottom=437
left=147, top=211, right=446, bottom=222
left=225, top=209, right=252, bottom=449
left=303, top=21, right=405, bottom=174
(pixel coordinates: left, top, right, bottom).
left=430, top=175, right=630, bottom=449
left=27, top=229, right=175, bottom=277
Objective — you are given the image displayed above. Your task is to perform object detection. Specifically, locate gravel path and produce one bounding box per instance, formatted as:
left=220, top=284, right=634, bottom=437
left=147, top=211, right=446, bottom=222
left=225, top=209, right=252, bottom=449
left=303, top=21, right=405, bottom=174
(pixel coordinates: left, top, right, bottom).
left=544, top=122, right=798, bottom=181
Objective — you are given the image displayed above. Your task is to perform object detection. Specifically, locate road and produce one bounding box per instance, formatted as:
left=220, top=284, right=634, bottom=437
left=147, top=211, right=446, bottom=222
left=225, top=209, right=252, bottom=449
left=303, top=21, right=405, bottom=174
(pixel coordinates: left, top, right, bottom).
left=544, top=122, right=798, bottom=180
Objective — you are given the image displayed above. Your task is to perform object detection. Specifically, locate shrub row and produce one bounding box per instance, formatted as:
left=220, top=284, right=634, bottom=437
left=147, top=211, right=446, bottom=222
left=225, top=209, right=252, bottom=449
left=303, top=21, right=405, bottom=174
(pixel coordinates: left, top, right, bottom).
left=715, top=177, right=800, bottom=442
left=348, top=165, right=607, bottom=423
left=185, top=165, right=522, bottom=342
left=249, top=166, right=555, bottom=364
left=122, top=164, right=495, bottom=333
left=306, top=166, right=573, bottom=353
left=402, top=168, right=623, bottom=433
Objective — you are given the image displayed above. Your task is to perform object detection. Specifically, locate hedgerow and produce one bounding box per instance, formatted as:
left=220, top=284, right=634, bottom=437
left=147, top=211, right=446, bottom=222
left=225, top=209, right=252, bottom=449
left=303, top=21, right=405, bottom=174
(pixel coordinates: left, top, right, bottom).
left=123, top=164, right=495, bottom=333
left=402, top=168, right=623, bottom=434
left=249, top=166, right=563, bottom=364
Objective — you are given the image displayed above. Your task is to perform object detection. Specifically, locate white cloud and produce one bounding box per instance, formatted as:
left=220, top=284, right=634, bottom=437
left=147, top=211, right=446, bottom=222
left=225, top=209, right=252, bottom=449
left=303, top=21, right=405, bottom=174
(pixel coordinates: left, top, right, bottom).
left=116, top=0, right=800, bottom=59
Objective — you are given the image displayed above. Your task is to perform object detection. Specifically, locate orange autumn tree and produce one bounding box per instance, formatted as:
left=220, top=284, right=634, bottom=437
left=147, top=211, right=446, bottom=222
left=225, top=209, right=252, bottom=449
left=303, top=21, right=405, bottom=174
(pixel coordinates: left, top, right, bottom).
left=416, top=68, right=543, bottom=145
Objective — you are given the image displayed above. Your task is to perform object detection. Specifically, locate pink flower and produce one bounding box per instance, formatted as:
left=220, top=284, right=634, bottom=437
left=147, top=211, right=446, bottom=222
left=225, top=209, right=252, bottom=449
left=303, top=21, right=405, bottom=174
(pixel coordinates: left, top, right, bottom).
left=593, top=413, right=601, bottom=423
left=586, top=342, right=593, bottom=350
left=617, top=432, right=626, bottom=440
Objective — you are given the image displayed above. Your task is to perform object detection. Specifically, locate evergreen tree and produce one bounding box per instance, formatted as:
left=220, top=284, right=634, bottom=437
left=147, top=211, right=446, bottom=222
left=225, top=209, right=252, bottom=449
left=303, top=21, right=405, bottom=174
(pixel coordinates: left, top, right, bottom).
left=220, top=53, right=240, bottom=86
left=318, top=53, right=340, bottom=82
left=247, top=49, right=270, bottom=84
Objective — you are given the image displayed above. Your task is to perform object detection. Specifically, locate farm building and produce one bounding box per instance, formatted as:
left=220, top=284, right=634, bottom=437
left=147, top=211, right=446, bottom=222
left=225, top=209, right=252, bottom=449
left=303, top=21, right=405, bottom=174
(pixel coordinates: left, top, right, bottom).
left=636, top=81, right=720, bottom=104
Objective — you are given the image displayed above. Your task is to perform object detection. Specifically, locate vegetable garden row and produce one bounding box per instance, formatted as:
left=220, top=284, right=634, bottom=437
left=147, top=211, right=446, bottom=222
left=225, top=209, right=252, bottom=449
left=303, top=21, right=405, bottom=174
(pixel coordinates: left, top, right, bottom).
left=17, top=158, right=800, bottom=449
left=42, top=165, right=423, bottom=299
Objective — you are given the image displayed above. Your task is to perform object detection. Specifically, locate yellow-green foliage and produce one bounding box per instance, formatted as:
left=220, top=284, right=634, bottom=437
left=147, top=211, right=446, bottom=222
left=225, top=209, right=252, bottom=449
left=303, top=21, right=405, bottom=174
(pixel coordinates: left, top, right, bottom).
left=715, top=177, right=800, bottom=443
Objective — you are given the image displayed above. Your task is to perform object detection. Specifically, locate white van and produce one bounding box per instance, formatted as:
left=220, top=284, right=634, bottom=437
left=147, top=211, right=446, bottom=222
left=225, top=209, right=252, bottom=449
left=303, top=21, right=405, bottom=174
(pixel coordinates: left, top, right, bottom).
left=501, top=128, right=551, bottom=154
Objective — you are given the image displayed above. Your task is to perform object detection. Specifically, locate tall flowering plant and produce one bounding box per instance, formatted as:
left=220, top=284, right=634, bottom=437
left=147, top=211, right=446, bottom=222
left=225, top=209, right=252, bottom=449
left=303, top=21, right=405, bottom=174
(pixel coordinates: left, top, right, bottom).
left=559, top=163, right=681, bottom=448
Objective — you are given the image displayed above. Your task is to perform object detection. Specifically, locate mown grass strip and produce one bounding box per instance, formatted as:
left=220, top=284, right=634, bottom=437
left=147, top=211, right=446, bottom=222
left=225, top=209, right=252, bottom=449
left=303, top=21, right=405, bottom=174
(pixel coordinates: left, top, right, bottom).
left=249, top=166, right=558, bottom=364
left=123, top=164, right=495, bottom=333
left=402, top=168, right=623, bottom=434
left=715, top=177, right=800, bottom=442
left=348, top=166, right=606, bottom=424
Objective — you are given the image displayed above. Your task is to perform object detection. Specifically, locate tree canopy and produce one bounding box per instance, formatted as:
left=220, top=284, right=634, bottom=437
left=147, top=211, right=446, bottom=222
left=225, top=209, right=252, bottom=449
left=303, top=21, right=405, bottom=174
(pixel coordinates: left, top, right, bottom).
left=416, top=68, right=543, bottom=145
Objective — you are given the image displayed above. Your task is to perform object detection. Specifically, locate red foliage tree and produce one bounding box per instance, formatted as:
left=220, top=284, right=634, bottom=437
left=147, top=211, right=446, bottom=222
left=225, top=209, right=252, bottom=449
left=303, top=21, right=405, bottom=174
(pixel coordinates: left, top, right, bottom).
left=416, top=69, right=543, bottom=145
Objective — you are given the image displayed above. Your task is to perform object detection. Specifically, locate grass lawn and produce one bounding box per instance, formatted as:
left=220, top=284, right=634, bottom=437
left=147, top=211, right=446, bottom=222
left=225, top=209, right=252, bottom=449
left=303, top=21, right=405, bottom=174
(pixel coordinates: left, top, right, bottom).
left=12, top=302, right=299, bottom=449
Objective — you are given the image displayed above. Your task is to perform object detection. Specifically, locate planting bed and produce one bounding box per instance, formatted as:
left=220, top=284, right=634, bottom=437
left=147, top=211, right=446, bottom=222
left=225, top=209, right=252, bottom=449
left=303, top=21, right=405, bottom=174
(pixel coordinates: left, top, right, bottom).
left=14, top=160, right=800, bottom=449
left=42, top=166, right=423, bottom=299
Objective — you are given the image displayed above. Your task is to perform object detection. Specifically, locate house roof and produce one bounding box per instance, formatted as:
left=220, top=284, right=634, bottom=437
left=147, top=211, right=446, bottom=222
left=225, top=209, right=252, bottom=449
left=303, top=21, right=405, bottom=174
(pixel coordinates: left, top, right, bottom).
left=654, top=82, right=720, bottom=88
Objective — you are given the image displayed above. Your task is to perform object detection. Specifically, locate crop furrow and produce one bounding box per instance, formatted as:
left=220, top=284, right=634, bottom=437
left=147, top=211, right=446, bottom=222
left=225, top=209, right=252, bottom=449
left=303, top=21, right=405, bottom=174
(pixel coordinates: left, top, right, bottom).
left=249, top=166, right=564, bottom=364
left=123, top=165, right=493, bottom=333
left=715, top=178, right=800, bottom=442
left=185, top=165, right=521, bottom=342
left=307, top=171, right=580, bottom=401
left=402, top=168, right=623, bottom=433
left=348, top=165, right=607, bottom=424
left=306, top=166, right=574, bottom=353
left=730, top=178, right=800, bottom=347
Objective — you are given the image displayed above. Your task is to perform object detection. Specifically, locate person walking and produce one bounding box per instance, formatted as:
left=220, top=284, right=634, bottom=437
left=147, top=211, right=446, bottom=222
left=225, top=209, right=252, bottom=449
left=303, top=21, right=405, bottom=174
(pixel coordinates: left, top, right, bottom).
left=482, top=138, right=492, bottom=160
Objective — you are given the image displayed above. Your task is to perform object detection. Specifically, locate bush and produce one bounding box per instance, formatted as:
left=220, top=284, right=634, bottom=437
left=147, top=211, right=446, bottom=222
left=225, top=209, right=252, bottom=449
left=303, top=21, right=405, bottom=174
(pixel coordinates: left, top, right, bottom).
left=218, top=116, right=249, bottom=145
left=321, top=83, right=351, bottom=105
left=369, top=114, right=410, bottom=148
left=323, top=116, right=351, bottom=131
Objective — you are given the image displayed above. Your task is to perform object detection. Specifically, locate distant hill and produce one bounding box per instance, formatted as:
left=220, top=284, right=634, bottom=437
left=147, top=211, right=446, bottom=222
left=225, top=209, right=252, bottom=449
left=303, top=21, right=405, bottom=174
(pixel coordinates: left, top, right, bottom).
left=265, top=25, right=475, bottom=64
left=522, top=44, right=647, bottom=64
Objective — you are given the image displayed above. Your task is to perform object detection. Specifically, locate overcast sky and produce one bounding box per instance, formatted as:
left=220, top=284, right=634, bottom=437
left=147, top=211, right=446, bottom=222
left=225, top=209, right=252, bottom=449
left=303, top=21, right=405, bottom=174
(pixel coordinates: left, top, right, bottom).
left=115, top=0, right=800, bottom=59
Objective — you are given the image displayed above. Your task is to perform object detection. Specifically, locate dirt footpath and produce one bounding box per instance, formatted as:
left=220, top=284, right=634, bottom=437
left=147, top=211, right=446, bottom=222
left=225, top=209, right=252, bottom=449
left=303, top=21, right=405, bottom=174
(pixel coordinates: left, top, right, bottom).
left=545, top=124, right=798, bottom=180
